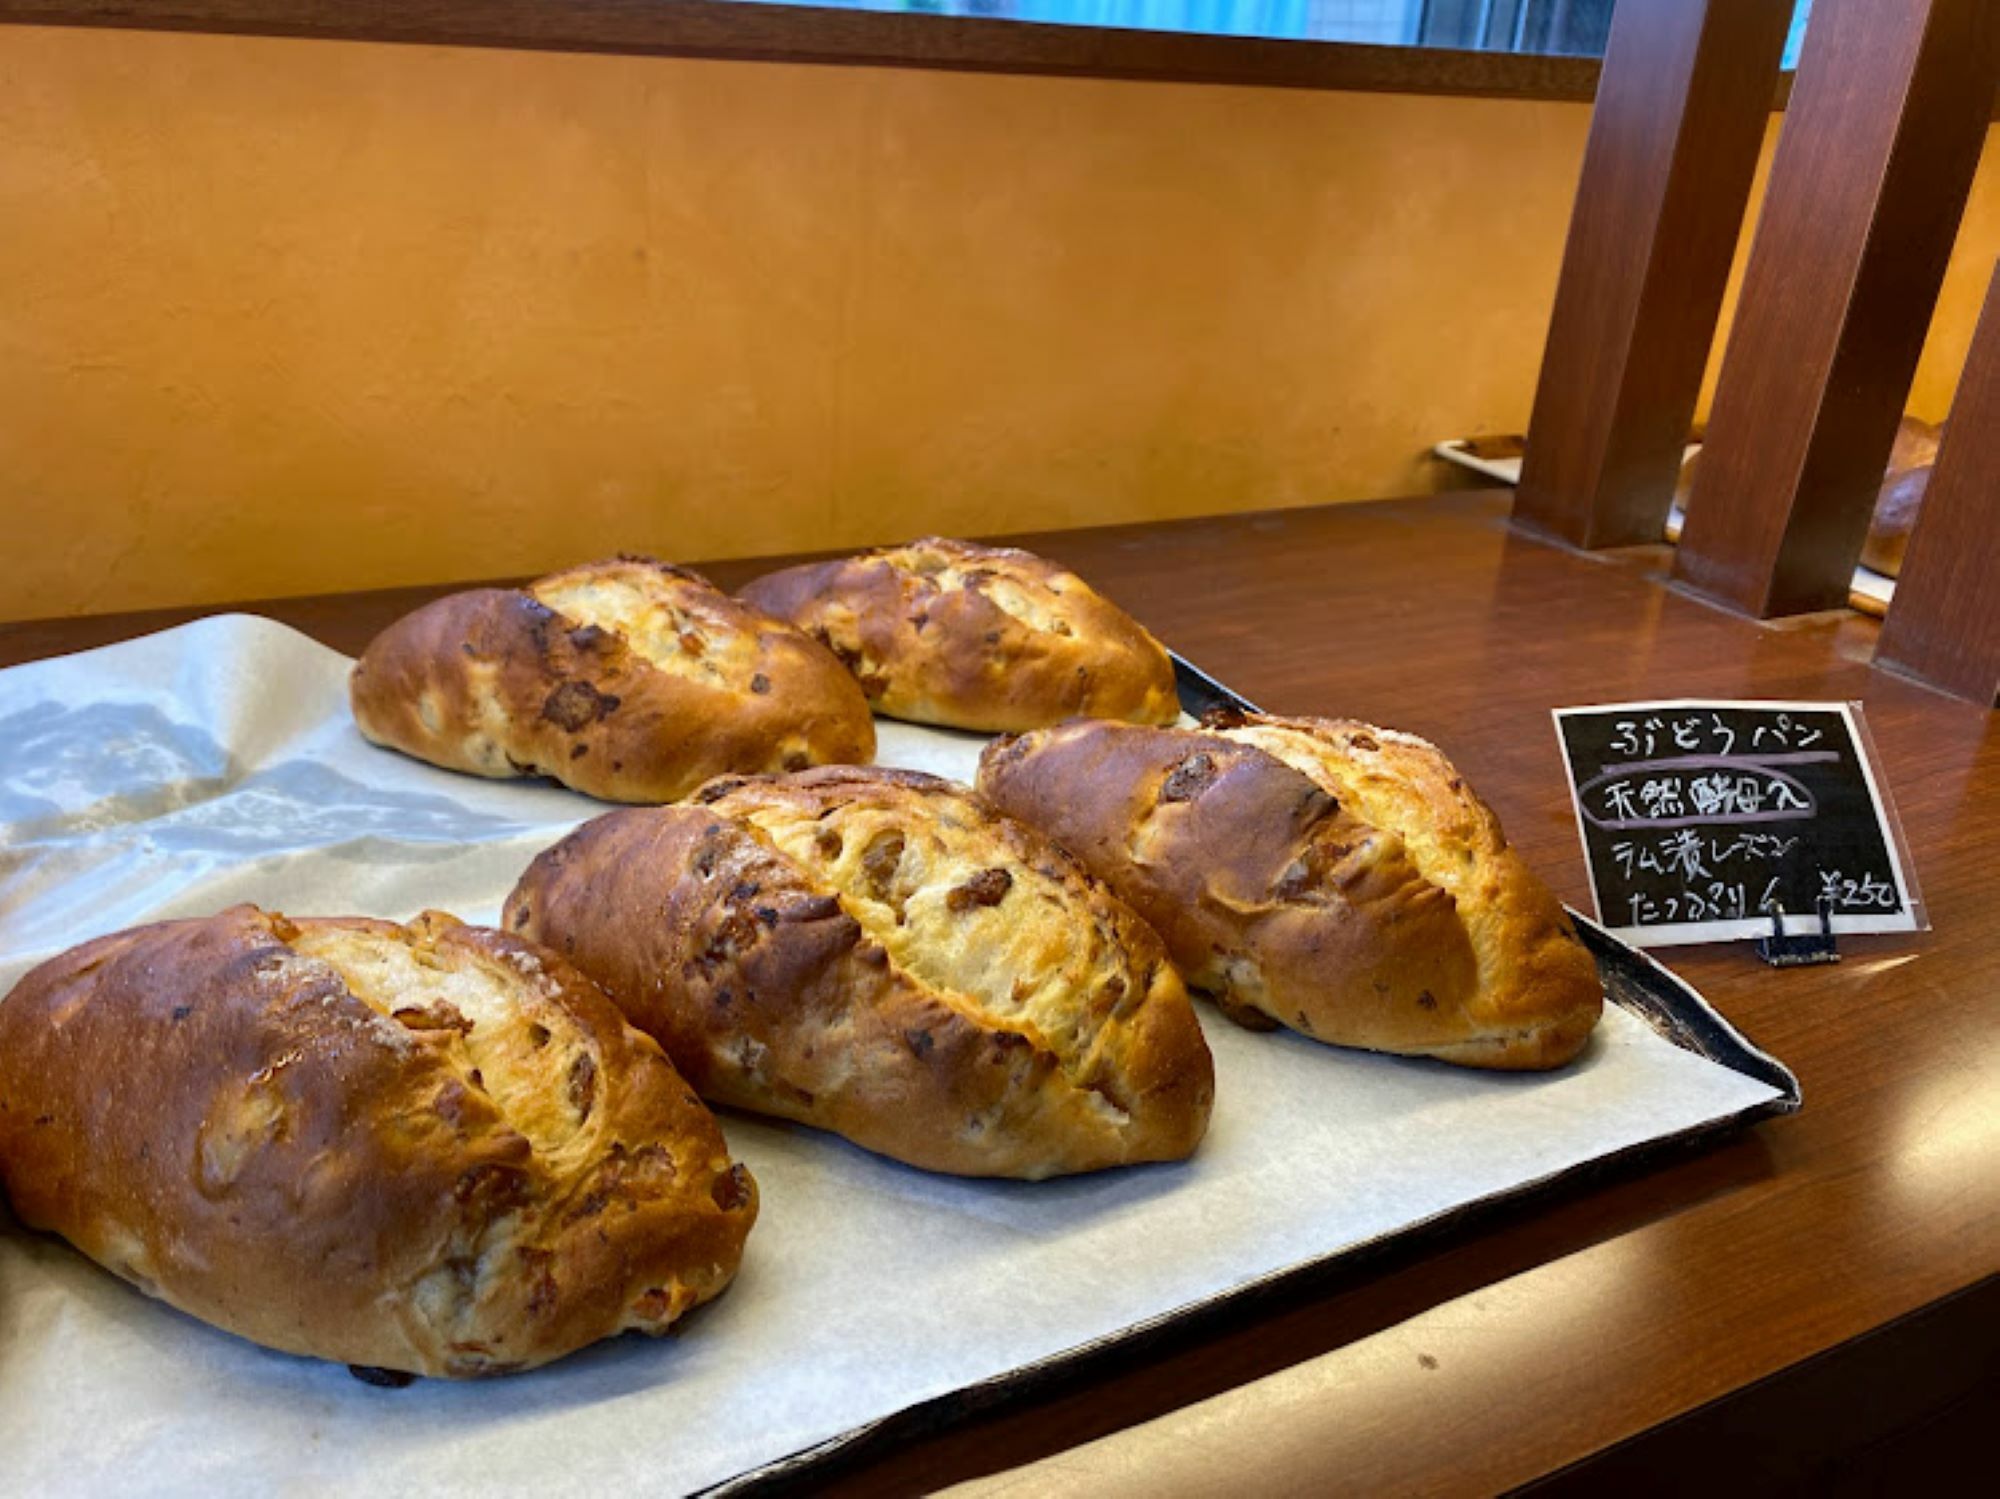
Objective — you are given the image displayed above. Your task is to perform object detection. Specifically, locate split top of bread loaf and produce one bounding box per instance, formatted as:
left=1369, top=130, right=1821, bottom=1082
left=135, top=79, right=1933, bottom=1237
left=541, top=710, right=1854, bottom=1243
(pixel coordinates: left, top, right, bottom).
left=0, top=906, right=757, bottom=1378
left=505, top=767, right=1214, bottom=1178
left=976, top=713, right=1602, bottom=1070
left=1212, top=713, right=1600, bottom=1053
left=737, top=537, right=1180, bottom=733
left=350, top=555, right=875, bottom=803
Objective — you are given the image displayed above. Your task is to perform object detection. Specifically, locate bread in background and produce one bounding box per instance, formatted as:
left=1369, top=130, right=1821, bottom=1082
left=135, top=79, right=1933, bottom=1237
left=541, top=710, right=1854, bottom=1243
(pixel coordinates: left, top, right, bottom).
left=1886, top=413, right=1941, bottom=475
left=738, top=537, right=1179, bottom=733
left=351, top=556, right=875, bottom=802
left=1865, top=463, right=1931, bottom=578
left=1675, top=414, right=1941, bottom=578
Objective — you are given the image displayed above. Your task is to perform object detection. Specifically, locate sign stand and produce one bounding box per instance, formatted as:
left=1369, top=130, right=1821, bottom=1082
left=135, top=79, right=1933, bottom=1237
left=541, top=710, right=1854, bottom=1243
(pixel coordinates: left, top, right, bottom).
left=1754, top=898, right=1841, bottom=968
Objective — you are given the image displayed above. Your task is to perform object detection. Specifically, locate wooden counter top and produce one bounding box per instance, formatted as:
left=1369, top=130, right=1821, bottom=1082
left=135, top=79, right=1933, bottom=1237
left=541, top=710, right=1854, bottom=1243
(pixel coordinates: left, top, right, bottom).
left=3, top=492, right=1993, bottom=1492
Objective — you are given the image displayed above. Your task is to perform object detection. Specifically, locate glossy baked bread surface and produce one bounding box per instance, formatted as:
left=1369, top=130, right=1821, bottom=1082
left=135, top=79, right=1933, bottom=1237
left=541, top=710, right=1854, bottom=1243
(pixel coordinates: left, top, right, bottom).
left=977, top=713, right=1602, bottom=1070
left=505, top=766, right=1214, bottom=1178
left=0, top=906, right=757, bottom=1378
left=738, top=537, right=1179, bottom=733
left=350, top=555, right=875, bottom=802
left=1865, top=464, right=1929, bottom=578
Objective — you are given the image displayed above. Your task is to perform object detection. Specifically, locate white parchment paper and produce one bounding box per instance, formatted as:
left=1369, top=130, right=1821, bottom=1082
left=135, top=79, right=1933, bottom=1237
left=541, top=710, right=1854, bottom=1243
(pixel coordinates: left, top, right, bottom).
left=0, top=617, right=1783, bottom=1496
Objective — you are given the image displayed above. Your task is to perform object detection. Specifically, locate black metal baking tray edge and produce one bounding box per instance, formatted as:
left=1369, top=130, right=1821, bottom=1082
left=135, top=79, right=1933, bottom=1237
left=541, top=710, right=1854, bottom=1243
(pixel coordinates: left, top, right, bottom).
left=702, top=656, right=1803, bottom=1497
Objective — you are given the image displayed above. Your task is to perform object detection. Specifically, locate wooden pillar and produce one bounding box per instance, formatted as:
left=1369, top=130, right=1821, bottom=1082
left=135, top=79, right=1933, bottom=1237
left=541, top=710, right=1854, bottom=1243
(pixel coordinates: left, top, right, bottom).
left=1674, top=0, right=2000, bottom=618
left=1513, top=0, right=1790, bottom=549
left=1875, top=267, right=2000, bottom=703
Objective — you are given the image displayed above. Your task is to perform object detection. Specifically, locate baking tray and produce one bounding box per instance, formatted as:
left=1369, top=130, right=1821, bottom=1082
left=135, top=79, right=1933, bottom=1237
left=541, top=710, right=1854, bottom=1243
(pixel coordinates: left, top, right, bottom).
left=712, top=658, right=1800, bottom=1496
left=0, top=619, right=1800, bottom=1498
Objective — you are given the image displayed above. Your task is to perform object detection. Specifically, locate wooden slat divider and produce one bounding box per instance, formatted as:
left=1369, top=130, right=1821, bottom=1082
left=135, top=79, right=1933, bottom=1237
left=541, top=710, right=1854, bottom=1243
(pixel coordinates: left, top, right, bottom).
left=1513, top=0, right=1790, bottom=549
left=1673, top=0, right=2000, bottom=619
left=1874, top=265, right=2000, bottom=702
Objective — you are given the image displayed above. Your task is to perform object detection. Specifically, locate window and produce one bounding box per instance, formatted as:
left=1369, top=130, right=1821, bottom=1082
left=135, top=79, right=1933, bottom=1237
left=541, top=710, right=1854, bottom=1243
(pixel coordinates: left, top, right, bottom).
left=728, top=0, right=1815, bottom=65
left=2, top=0, right=1825, bottom=99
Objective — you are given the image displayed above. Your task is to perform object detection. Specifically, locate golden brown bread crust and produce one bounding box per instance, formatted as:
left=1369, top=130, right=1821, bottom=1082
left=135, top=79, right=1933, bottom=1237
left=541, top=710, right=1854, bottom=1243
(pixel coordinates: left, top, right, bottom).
left=504, top=767, right=1213, bottom=1179
left=1887, top=414, right=1940, bottom=475
left=1863, top=416, right=1940, bottom=578
left=737, top=537, right=1180, bottom=733
left=976, top=714, right=1602, bottom=1070
left=0, top=906, right=757, bottom=1378
left=1673, top=450, right=1701, bottom=514
left=350, top=556, right=875, bottom=803
left=1865, top=463, right=1929, bottom=578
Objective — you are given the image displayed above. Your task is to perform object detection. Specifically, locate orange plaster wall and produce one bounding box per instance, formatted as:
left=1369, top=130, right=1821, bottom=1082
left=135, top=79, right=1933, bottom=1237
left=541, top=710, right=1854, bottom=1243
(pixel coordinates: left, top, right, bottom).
left=0, top=25, right=1589, bottom=620
left=0, top=24, right=1993, bottom=621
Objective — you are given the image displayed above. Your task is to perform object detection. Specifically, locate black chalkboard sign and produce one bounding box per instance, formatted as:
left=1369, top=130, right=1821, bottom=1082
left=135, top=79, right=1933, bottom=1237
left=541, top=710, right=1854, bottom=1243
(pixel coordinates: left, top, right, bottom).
left=1552, top=701, right=1921, bottom=945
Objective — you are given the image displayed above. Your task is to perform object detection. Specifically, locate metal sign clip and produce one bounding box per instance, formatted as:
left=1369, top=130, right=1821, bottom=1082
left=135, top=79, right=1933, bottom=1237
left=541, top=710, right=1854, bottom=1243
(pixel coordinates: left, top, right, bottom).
left=1755, top=896, right=1841, bottom=967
